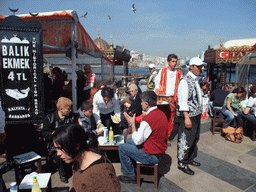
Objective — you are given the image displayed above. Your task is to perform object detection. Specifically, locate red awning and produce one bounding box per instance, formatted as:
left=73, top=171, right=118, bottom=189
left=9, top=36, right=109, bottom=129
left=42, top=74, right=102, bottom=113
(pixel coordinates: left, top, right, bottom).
left=0, top=10, right=102, bottom=55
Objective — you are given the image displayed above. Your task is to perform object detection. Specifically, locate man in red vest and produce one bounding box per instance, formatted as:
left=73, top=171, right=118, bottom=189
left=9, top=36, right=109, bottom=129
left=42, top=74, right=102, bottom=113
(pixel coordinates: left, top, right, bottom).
left=154, top=54, right=183, bottom=137
left=118, top=91, right=168, bottom=183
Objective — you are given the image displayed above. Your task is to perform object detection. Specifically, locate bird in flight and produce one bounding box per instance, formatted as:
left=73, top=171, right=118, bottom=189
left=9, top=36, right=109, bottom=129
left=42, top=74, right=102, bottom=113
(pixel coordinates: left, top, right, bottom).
left=132, top=4, right=136, bottom=13
left=81, top=12, right=88, bottom=18
left=108, top=15, right=111, bottom=20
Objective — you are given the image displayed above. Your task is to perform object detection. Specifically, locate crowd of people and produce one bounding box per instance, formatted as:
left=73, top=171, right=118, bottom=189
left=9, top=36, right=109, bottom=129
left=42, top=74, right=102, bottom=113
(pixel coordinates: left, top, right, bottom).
left=1, top=54, right=255, bottom=191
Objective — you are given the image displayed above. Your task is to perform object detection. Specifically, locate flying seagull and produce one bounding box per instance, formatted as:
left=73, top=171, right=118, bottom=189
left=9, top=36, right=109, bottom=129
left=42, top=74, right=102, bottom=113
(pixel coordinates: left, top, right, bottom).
left=108, top=15, right=111, bottom=20
left=131, top=4, right=136, bottom=13
left=80, top=12, right=88, bottom=18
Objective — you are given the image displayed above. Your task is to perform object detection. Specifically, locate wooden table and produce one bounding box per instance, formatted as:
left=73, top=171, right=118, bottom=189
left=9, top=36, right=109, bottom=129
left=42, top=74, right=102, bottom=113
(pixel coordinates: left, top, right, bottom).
left=98, top=135, right=124, bottom=151
left=19, top=173, right=52, bottom=192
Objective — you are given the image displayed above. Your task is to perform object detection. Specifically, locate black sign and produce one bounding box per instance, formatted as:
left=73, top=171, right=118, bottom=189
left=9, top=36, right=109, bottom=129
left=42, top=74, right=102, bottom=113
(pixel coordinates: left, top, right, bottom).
left=0, top=15, right=44, bottom=124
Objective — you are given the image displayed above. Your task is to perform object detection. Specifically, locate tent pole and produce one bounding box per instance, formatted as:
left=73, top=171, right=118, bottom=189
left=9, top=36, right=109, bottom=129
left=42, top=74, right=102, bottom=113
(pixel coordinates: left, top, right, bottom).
left=101, top=57, right=104, bottom=81
left=247, top=53, right=251, bottom=98
left=71, top=19, right=77, bottom=111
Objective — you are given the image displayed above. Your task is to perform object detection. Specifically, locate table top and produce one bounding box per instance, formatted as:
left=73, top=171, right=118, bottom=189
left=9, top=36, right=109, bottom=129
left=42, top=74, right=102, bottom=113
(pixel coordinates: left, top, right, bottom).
left=13, top=151, right=41, bottom=164
left=98, top=134, right=124, bottom=150
left=19, top=172, right=51, bottom=189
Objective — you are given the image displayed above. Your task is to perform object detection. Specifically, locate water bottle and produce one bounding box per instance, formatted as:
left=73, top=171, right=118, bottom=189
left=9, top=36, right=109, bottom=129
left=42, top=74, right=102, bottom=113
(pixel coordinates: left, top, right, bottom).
left=103, top=127, right=108, bottom=144
left=109, top=126, right=114, bottom=144
left=31, top=176, right=41, bottom=192
left=9, top=182, right=18, bottom=192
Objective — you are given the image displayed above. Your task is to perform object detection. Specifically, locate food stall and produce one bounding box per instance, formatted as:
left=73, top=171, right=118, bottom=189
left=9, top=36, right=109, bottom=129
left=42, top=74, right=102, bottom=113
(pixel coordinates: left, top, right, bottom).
left=204, top=38, right=256, bottom=90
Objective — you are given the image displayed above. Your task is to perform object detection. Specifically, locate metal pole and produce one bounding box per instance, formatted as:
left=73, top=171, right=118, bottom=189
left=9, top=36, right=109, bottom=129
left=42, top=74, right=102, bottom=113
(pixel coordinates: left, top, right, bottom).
left=101, top=57, right=104, bottom=81
left=71, top=19, right=77, bottom=111
left=247, top=53, right=252, bottom=98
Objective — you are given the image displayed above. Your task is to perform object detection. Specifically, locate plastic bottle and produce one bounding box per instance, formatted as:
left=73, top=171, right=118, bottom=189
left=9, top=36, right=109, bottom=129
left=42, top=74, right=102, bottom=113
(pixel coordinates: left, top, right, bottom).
left=9, top=182, right=18, bottom=192
left=103, top=127, right=108, bottom=144
left=109, top=126, right=114, bottom=143
left=31, top=176, right=41, bottom=192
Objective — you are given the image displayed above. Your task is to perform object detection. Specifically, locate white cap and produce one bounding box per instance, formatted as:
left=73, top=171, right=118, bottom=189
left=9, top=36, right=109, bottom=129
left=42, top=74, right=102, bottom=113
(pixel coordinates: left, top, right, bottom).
left=189, top=57, right=205, bottom=66
left=148, top=64, right=156, bottom=68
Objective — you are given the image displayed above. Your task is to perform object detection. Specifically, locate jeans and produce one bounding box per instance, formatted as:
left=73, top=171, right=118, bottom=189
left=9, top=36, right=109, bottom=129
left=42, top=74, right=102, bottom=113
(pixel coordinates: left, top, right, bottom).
left=208, top=101, right=223, bottom=117
left=221, top=108, right=235, bottom=127
left=237, top=111, right=256, bottom=128
left=118, top=138, right=162, bottom=177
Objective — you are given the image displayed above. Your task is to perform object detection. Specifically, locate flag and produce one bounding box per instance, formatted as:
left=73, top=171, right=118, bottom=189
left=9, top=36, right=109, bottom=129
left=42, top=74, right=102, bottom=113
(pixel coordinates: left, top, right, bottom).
left=219, top=51, right=230, bottom=58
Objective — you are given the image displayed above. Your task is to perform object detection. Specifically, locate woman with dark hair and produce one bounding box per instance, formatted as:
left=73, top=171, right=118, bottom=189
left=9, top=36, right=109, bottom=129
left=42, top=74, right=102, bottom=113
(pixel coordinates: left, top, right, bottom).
left=221, top=86, right=246, bottom=127
left=93, top=87, right=120, bottom=133
left=237, top=86, right=256, bottom=128
left=52, top=123, right=121, bottom=192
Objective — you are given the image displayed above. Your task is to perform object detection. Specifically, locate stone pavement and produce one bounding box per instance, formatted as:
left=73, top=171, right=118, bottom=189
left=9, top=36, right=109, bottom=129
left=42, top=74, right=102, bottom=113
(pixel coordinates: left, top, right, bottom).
left=2, top=118, right=256, bottom=192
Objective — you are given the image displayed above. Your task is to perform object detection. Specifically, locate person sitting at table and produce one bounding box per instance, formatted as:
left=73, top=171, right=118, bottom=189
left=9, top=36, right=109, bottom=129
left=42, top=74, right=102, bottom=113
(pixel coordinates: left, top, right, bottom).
left=93, top=87, right=121, bottom=134
left=126, top=79, right=142, bottom=95
left=52, top=123, right=121, bottom=192
left=126, top=84, right=142, bottom=117
left=221, top=86, right=246, bottom=127
left=208, top=83, right=229, bottom=117
left=77, top=100, right=104, bottom=135
left=237, top=86, right=256, bottom=128
left=41, top=97, right=78, bottom=183
left=118, top=91, right=168, bottom=183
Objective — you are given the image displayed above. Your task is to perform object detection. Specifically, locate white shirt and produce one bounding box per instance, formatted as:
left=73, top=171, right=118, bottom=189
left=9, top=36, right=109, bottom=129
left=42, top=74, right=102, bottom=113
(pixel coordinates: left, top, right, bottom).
left=93, top=90, right=121, bottom=124
left=154, top=69, right=177, bottom=96
left=177, top=71, right=202, bottom=111
left=246, top=96, right=256, bottom=116
left=0, top=107, right=5, bottom=133
left=148, top=71, right=157, bottom=83
left=132, top=106, right=157, bottom=145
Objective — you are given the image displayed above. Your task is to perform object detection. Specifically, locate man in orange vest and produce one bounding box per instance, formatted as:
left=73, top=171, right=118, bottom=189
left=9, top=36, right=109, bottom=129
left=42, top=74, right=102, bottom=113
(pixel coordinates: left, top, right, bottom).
left=154, top=54, right=183, bottom=137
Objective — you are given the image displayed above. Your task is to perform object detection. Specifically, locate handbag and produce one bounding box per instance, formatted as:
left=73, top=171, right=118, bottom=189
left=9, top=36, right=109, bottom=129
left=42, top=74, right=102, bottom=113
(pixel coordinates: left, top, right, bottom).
left=222, top=126, right=243, bottom=143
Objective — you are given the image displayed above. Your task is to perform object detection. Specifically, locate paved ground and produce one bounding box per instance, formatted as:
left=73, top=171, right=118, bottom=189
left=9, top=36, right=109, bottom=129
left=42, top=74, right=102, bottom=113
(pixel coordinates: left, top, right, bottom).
left=2, top=118, right=256, bottom=192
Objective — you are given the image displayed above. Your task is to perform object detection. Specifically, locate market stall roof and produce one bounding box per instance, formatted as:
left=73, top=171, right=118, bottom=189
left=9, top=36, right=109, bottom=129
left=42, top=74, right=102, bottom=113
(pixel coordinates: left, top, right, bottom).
left=223, top=38, right=256, bottom=49
left=212, top=38, right=256, bottom=50
left=204, top=38, right=256, bottom=65
left=0, top=10, right=103, bottom=58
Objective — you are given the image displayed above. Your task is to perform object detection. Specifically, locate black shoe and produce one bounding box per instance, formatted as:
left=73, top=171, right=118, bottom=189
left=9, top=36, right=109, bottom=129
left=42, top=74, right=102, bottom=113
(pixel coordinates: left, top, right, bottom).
left=60, top=176, right=69, bottom=183
left=118, top=175, right=137, bottom=184
left=178, top=164, right=195, bottom=175
left=188, top=160, right=201, bottom=166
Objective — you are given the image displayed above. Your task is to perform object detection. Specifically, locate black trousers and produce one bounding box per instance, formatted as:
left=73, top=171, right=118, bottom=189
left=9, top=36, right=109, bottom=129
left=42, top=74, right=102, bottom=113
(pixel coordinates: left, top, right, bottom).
left=53, top=152, right=72, bottom=178
left=100, top=111, right=119, bottom=134
left=177, top=114, right=201, bottom=165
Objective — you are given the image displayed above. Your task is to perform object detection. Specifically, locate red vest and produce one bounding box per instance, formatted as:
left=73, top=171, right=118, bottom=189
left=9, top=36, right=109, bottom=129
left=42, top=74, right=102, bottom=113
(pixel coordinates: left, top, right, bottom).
left=142, top=108, right=168, bottom=154
left=159, top=68, right=183, bottom=102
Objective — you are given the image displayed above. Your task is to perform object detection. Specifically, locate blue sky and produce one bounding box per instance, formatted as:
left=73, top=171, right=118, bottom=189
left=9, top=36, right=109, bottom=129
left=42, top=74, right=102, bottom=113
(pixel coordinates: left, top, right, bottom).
left=0, top=0, right=255, bottom=58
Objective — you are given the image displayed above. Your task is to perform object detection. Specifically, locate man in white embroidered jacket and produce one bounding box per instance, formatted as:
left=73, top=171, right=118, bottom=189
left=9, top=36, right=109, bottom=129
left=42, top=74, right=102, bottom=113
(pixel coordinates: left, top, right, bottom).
left=176, top=57, right=204, bottom=175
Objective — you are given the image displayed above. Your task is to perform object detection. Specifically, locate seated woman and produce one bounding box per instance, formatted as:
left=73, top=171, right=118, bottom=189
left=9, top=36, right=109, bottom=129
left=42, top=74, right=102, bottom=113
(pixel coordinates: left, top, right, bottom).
left=221, top=87, right=246, bottom=127
left=52, top=123, right=121, bottom=192
left=237, top=86, right=256, bottom=128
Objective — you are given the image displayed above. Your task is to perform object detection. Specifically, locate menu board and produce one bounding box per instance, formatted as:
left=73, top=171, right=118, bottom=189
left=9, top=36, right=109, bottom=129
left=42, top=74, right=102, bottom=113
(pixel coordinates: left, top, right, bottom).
left=0, top=16, right=44, bottom=124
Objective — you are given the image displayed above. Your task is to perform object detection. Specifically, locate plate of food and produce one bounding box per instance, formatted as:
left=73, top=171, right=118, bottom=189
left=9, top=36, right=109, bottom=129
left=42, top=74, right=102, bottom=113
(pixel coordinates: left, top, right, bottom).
left=98, top=124, right=105, bottom=131
left=111, top=115, right=121, bottom=124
